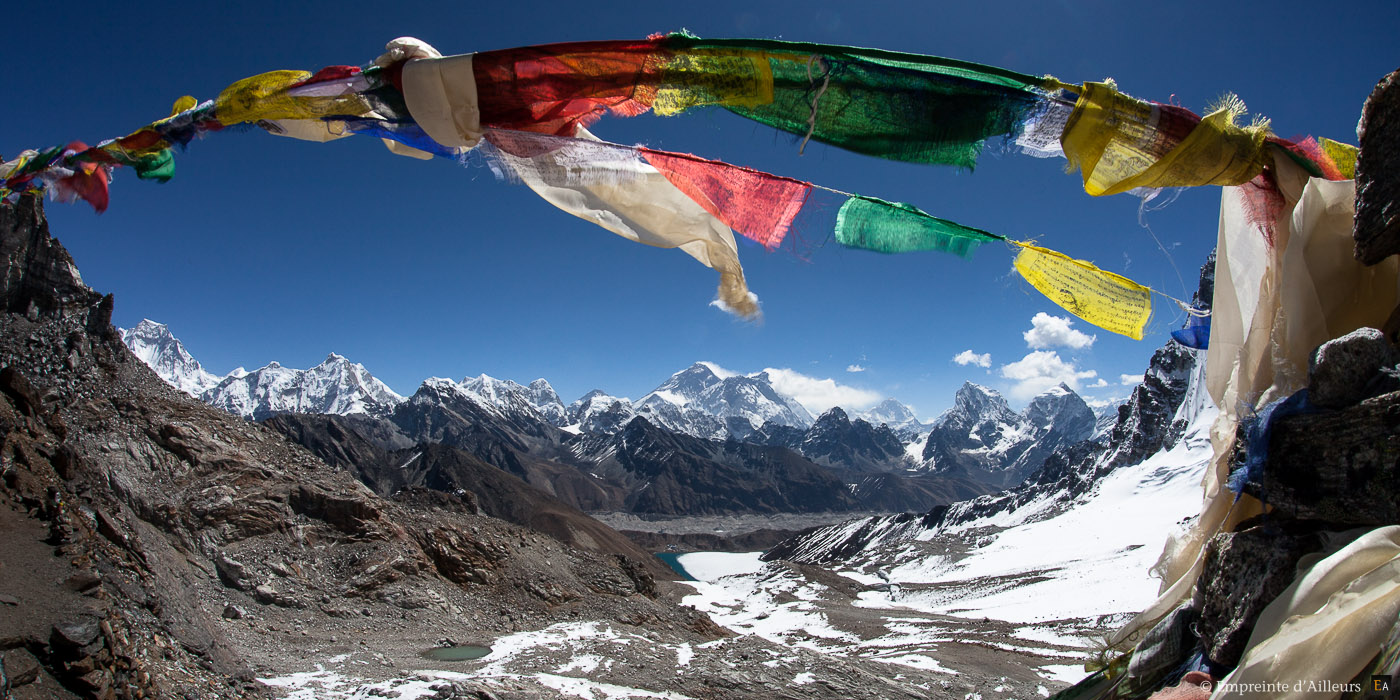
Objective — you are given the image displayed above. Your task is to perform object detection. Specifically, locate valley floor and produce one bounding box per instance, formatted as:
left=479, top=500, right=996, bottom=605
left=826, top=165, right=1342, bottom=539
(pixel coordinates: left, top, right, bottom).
left=256, top=410, right=1214, bottom=699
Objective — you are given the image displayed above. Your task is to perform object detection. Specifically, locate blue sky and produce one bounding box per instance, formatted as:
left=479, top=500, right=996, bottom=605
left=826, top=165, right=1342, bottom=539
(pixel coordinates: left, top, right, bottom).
left=5, top=1, right=1396, bottom=419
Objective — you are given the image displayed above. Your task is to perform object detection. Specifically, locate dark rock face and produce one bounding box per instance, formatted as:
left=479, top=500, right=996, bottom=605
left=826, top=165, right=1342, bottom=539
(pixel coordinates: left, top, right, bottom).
left=1008, top=387, right=1096, bottom=479
left=1194, top=521, right=1331, bottom=668
left=1355, top=69, right=1400, bottom=265
left=0, top=194, right=110, bottom=332
left=571, top=417, right=861, bottom=515
left=922, top=382, right=1029, bottom=487
left=748, top=420, right=807, bottom=450
left=1253, top=390, right=1400, bottom=525
left=265, top=413, right=667, bottom=576
left=798, top=407, right=907, bottom=472
left=1308, top=327, right=1400, bottom=409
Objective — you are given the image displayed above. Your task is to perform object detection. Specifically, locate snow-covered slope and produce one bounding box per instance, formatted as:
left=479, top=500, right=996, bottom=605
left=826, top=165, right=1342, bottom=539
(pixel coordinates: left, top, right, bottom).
left=203, top=353, right=404, bottom=421
left=119, top=320, right=222, bottom=396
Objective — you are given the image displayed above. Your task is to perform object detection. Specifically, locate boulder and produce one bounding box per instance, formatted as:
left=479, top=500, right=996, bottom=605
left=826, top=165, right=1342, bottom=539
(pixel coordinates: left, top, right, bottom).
left=1195, top=520, right=1328, bottom=667
left=1309, top=327, right=1400, bottom=409
left=1259, top=391, right=1400, bottom=525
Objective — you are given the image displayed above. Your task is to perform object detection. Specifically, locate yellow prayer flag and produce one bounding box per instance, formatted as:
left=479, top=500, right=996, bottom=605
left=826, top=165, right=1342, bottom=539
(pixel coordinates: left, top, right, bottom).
left=169, top=95, right=199, bottom=116
left=1062, top=82, right=1269, bottom=197
left=215, top=70, right=370, bottom=127
left=651, top=49, right=774, bottom=116
left=1319, top=137, right=1358, bottom=179
left=1013, top=242, right=1152, bottom=340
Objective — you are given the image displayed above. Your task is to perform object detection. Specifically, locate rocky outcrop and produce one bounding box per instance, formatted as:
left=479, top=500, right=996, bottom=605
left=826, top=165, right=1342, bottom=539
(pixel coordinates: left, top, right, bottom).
left=264, top=413, right=666, bottom=577
left=1355, top=69, right=1400, bottom=265
left=0, top=194, right=110, bottom=332
left=1194, top=520, right=1329, bottom=668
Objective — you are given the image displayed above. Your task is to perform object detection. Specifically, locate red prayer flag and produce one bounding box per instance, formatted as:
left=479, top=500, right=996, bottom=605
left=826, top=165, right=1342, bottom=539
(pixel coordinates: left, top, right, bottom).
left=641, top=148, right=811, bottom=250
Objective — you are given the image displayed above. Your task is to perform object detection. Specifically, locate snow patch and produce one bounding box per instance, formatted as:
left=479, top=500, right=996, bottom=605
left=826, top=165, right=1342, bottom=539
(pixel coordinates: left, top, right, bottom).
left=672, top=552, right=766, bottom=582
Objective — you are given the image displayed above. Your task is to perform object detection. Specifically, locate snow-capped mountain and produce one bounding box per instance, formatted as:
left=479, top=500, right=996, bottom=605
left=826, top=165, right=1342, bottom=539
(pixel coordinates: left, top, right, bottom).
left=920, top=382, right=1093, bottom=488
left=119, top=320, right=221, bottom=396
left=633, top=363, right=814, bottom=439
left=457, top=374, right=569, bottom=427
left=202, top=353, right=404, bottom=421
left=525, top=379, right=568, bottom=426
left=122, top=321, right=404, bottom=421
left=567, top=390, right=637, bottom=434
left=858, top=398, right=928, bottom=440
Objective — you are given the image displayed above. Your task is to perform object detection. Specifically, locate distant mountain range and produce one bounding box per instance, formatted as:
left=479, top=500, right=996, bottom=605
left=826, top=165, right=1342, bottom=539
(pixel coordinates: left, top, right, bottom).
left=120, top=319, right=1109, bottom=514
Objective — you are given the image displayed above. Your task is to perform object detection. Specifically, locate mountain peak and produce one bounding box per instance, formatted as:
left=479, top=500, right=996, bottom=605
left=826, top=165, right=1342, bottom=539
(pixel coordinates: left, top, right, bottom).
left=120, top=319, right=222, bottom=397
left=201, top=353, right=403, bottom=421
left=694, top=361, right=737, bottom=379
left=952, top=382, right=1010, bottom=418
left=130, top=318, right=169, bottom=335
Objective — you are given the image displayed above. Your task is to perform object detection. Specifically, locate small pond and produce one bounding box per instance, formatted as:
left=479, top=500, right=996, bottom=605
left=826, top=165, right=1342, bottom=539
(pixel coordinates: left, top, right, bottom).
left=421, top=645, right=492, bottom=661
left=654, top=552, right=697, bottom=581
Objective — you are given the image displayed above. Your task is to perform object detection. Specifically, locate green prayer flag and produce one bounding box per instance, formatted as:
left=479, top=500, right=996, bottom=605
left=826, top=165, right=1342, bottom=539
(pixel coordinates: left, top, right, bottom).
left=132, top=149, right=176, bottom=182
left=834, top=195, right=998, bottom=257
left=663, top=35, right=1048, bottom=168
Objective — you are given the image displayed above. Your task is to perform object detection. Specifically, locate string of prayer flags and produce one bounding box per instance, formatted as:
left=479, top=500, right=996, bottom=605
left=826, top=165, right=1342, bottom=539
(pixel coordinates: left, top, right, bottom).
left=1012, top=242, right=1153, bottom=340
left=1, top=33, right=1367, bottom=341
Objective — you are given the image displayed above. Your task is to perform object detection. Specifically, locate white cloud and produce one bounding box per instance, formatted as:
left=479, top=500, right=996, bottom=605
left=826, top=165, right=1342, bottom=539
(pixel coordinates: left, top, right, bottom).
left=1023, top=312, right=1096, bottom=350
left=1120, top=373, right=1144, bottom=386
left=846, top=364, right=867, bottom=373
left=999, top=350, right=1099, bottom=402
left=696, top=361, right=738, bottom=379
left=760, top=368, right=882, bottom=414
left=952, top=350, right=992, bottom=368
left=1088, top=378, right=1108, bottom=388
